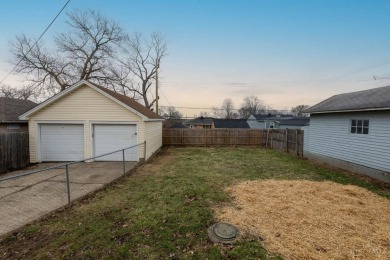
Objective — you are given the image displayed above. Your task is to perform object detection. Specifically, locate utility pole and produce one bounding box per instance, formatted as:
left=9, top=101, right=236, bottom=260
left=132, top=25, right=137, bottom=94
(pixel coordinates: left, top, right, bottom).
left=155, top=60, right=159, bottom=114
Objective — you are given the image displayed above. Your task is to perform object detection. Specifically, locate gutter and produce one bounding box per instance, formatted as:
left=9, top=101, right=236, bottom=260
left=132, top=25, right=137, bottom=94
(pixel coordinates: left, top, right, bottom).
left=307, top=107, right=390, bottom=114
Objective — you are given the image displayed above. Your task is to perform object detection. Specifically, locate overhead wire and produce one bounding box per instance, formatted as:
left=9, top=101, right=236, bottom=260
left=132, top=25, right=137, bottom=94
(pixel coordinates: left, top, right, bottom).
left=0, top=0, right=71, bottom=86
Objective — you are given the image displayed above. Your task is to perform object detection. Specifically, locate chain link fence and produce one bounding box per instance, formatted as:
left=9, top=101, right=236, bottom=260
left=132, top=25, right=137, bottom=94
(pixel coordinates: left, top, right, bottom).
left=0, top=142, right=146, bottom=237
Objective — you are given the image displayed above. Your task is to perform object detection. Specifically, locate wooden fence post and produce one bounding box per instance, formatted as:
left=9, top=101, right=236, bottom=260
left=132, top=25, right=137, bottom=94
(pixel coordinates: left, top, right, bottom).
left=285, top=129, right=288, bottom=152
left=296, top=129, right=299, bottom=156
left=205, top=130, right=207, bottom=147
left=181, top=129, right=184, bottom=147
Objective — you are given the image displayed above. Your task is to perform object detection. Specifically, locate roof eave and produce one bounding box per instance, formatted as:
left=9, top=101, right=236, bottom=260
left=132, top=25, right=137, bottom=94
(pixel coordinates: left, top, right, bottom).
left=144, top=118, right=165, bottom=122
left=308, top=107, right=390, bottom=114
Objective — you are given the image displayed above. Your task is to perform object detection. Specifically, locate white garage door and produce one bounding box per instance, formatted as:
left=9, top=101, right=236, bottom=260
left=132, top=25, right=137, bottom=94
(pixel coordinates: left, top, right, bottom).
left=40, top=124, right=84, bottom=162
left=93, top=124, right=138, bottom=161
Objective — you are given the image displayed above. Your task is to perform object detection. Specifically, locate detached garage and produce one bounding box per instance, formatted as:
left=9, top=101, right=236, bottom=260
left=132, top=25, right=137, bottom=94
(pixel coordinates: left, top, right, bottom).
left=20, top=80, right=163, bottom=163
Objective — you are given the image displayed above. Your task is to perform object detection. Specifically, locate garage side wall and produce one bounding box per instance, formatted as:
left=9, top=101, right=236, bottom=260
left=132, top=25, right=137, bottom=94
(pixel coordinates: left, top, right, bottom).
left=28, top=85, right=143, bottom=162
left=144, top=121, right=162, bottom=160
left=304, top=111, right=390, bottom=182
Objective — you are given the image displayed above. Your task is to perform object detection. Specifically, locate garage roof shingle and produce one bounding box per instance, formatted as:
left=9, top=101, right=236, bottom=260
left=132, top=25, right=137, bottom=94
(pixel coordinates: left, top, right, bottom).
left=90, top=82, right=162, bottom=119
left=305, top=85, right=390, bottom=113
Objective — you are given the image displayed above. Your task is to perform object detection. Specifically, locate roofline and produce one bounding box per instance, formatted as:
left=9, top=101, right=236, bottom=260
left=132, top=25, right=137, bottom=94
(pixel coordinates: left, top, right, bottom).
left=0, top=120, right=28, bottom=123
left=88, top=84, right=147, bottom=120
left=144, top=119, right=165, bottom=122
left=308, top=107, right=390, bottom=114
left=19, top=80, right=150, bottom=120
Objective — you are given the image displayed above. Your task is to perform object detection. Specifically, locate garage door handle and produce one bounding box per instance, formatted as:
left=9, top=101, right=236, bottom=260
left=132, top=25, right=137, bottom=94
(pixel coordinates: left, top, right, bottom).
left=134, top=133, right=137, bottom=135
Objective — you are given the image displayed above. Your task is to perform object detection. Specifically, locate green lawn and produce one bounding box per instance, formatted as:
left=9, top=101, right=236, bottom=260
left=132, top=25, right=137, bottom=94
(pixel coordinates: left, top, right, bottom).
left=0, top=147, right=388, bottom=259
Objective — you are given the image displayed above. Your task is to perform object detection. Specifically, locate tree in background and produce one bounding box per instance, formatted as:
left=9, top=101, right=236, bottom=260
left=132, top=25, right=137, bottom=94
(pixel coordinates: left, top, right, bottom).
left=198, top=111, right=210, bottom=118
left=291, top=105, right=310, bottom=116
left=117, top=32, right=167, bottom=109
left=10, top=10, right=124, bottom=96
left=9, top=9, right=167, bottom=109
left=212, top=98, right=238, bottom=119
left=0, top=84, right=36, bottom=100
left=238, top=96, right=266, bottom=119
left=160, top=106, right=183, bottom=128
left=160, top=106, right=183, bottom=120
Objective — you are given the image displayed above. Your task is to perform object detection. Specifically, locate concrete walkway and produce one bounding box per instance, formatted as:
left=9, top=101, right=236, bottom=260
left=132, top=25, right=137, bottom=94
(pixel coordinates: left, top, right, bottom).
left=0, top=161, right=136, bottom=237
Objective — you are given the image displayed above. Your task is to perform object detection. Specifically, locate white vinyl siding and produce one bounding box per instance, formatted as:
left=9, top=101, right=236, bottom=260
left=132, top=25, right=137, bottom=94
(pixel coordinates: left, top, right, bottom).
left=304, top=111, right=390, bottom=172
left=144, top=121, right=162, bottom=160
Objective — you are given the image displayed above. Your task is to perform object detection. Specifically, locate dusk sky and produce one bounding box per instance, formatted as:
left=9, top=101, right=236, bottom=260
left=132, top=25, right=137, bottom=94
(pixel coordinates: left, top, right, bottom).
left=1, top=0, right=390, bottom=116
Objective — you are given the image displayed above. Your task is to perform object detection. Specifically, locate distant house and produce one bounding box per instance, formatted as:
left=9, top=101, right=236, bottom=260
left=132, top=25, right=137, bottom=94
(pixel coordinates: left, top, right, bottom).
left=0, top=97, right=36, bottom=133
left=247, top=114, right=309, bottom=129
left=184, top=117, right=214, bottom=129
left=183, top=117, right=250, bottom=129
left=304, top=85, right=390, bottom=183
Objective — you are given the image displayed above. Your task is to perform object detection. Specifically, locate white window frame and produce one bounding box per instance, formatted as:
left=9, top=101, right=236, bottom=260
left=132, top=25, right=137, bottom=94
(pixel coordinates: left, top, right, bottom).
left=350, top=119, right=370, bottom=135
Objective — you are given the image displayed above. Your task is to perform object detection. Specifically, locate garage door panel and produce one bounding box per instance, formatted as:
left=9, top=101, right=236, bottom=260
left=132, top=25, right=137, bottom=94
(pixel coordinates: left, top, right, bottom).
left=94, top=124, right=138, bottom=161
left=40, top=124, right=84, bottom=162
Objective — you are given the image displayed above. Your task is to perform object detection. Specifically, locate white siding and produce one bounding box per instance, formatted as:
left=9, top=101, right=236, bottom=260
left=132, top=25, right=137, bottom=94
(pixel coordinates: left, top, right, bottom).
left=247, top=119, right=266, bottom=129
left=304, top=111, right=390, bottom=172
left=144, top=121, right=162, bottom=160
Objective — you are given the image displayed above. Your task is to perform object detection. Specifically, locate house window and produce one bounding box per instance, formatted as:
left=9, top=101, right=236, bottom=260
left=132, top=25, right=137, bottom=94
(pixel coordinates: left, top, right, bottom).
left=7, top=124, right=20, bottom=131
left=350, top=119, right=369, bottom=135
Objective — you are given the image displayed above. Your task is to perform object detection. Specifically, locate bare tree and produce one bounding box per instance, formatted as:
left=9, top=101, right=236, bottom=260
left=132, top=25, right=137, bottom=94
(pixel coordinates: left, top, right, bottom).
left=119, top=32, right=167, bottom=109
left=10, top=10, right=125, bottom=96
left=0, top=84, right=36, bottom=100
left=160, top=106, right=183, bottom=128
left=160, top=106, right=182, bottom=120
left=238, top=96, right=266, bottom=119
left=199, top=111, right=210, bottom=117
left=291, top=105, right=310, bottom=116
left=213, top=98, right=238, bottom=119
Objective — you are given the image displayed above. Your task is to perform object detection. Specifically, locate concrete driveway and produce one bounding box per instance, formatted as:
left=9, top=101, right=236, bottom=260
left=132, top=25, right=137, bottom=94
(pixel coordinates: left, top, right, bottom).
left=0, top=161, right=137, bottom=237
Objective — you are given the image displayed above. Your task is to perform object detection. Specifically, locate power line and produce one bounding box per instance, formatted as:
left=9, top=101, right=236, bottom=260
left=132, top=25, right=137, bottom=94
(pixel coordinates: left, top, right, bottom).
left=159, top=87, right=173, bottom=107
left=0, top=0, right=71, bottom=86
left=159, top=105, right=292, bottom=112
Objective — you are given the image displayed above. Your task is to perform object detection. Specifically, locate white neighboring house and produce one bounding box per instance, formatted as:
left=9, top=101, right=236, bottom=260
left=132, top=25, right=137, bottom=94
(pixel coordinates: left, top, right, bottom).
left=304, top=85, right=390, bottom=183
left=247, top=114, right=309, bottom=129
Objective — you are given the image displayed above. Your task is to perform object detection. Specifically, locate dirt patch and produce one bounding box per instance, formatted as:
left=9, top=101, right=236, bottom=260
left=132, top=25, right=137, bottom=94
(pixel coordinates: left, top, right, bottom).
left=214, top=180, right=390, bottom=259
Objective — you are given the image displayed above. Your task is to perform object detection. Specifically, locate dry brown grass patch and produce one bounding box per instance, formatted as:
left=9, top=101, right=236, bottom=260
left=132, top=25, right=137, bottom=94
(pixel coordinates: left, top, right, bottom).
left=214, top=180, right=390, bottom=259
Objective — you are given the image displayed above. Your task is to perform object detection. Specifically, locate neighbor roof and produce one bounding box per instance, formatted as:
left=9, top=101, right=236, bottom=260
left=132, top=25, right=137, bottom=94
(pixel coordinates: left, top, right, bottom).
left=305, top=85, right=390, bottom=114
left=20, top=80, right=162, bottom=121
left=184, top=117, right=213, bottom=126
left=213, top=119, right=250, bottom=128
left=277, top=117, right=310, bottom=126
left=251, top=114, right=294, bottom=120
left=0, top=97, right=36, bottom=122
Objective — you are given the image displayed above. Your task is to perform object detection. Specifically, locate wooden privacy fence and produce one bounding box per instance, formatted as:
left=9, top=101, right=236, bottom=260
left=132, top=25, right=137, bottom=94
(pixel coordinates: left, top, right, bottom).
left=0, top=132, right=30, bottom=174
left=163, top=128, right=304, bottom=156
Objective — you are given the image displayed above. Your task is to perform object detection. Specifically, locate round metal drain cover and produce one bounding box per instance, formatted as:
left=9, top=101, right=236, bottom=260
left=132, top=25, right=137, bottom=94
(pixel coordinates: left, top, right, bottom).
left=208, top=223, right=239, bottom=244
